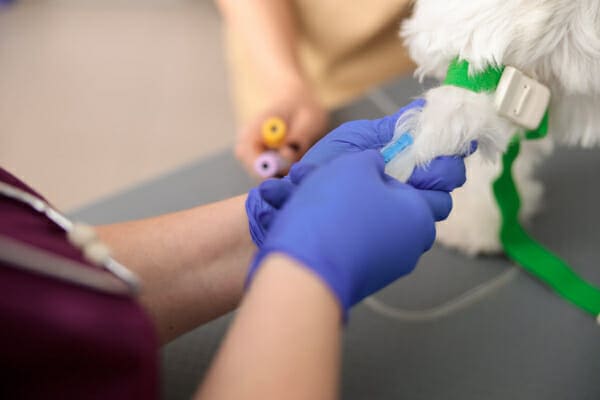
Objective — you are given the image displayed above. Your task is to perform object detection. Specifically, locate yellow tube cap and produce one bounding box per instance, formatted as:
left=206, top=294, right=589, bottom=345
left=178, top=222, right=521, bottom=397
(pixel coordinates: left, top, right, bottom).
left=261, top=117, right=287, bottom=149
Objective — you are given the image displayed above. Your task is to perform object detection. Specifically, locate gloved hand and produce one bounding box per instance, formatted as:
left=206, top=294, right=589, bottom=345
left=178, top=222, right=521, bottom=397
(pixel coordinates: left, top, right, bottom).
left=247, top=152, right=467, bottom=247
left=247, top=150, right=462, bottom=316
left=246, top=99, right=469, bottom=247
left=246, top=178, right=296, bottom=247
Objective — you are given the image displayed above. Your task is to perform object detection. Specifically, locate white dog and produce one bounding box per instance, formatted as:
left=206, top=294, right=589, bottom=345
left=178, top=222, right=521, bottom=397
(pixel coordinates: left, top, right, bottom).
left=387, top=0, right=600, bottom=255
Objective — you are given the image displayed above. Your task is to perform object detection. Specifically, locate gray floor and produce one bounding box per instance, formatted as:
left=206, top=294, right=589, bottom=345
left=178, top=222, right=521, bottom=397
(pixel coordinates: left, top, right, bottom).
left=72, top=78, right=600, bottom=400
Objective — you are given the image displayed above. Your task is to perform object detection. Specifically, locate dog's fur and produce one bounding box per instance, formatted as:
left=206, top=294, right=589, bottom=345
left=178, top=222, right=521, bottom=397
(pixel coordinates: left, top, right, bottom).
left=396, top=0, right=600, bottom=254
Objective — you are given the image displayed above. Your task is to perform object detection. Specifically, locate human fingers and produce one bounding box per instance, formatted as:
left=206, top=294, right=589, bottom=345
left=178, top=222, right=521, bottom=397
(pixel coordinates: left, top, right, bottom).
left=407, top=156, right=467, bottom=192
left=288, top=162, right=318, bottom=185
left=416, top=190, right=453, bottom=222
left=278, top=104, right=329, bottom=166
left=258, top=178, right=295, bottom=209
left=235, top=123, right=269, bottom=177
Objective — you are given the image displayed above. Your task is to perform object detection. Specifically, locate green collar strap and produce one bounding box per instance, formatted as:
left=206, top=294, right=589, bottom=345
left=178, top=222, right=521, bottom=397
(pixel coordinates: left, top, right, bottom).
left=443, top=58, right=505, bottom=93
left=444, top=58, right=600, bottom=321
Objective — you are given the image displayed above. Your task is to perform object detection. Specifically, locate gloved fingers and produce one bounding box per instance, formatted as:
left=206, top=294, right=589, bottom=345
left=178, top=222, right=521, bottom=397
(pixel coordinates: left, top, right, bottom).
left=313, top=149, right=386, bottom=183
left=390, top=98, right=426, bottom=121
left=258, top=209, right=276, bottom=231
left=259, top=178, right=295, bottom=209
left=468, top=140, right=478, bottom=155
left=373, top=98, right=426, bottom=144
left=289, top=162, right=319, bottom=185
left=417, top=190, right=453, bottom=221
left=383, top=178, right=452, bottom=221
left=422, top=220, right=437, bottom=252
left=385, top=183, right=438, bottom=249
left=348, top=149, right=386, bottom=178
left=382, top=173, right=409, bottom=189
left=246, top=187, right=273, bottom=247
left=407, top=156, right=466, bottom=192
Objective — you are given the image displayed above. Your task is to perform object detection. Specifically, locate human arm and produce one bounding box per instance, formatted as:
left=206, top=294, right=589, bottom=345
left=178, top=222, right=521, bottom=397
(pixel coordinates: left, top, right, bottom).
left=216, top=0, right=329, bottom=174
left=95, top=101, right=464, bottom=342
left=92, top=104, right=412, bottom=342
left=196, top=150, right=466, bottom=399
left=217, top=0, right=302, bottom=94
left=196, top=253, right=341, bottom=400
left=96, top=195, right=254, bottom=343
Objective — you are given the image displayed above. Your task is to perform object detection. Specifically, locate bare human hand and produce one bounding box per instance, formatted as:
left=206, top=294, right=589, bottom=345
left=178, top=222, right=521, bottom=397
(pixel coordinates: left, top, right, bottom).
left=235, top=87, right=329, bottom=178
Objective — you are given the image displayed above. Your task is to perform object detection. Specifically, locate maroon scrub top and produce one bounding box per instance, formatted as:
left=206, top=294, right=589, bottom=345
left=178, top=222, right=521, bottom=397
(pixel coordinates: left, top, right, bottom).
left=0, top=167, right=159, bottom=399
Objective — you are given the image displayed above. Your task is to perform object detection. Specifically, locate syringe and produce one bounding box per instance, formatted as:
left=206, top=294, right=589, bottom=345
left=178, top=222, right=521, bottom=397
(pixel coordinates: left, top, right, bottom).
left=381, top=132, right=417, bottom=182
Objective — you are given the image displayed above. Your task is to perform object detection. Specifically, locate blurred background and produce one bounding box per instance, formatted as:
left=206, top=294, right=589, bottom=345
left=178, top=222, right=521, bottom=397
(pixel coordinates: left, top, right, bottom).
left=3, top=2, right=599, bottom=400
left=0, top=0, right=233, bottom=211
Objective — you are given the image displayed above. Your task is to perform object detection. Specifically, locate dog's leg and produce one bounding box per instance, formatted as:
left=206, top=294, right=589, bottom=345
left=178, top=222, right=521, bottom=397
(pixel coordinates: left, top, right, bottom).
left=514, top=137, right=554, bottom=225
left=435, top=138, right=553, bottom=256
left=435, top=153, right=503, bottom=255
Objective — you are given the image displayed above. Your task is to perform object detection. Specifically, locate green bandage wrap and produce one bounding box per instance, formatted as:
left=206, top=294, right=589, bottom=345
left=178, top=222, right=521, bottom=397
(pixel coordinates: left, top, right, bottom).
left=444, top=59, right=600, bottom=319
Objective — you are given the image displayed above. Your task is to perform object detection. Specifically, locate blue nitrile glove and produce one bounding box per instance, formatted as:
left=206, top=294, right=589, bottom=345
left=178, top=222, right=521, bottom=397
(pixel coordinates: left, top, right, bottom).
left=247, top=150, right=456, bottom=316
left=299, top=98, right=472, bottom=193
left=297, top=97, right=468, bottom=218
left=246, top=99, right=470, bottom=246
left=300, top=99, right=425, bottom=165
left=245, top=150, right=467, bottom=246
left=246, top=178, right=296, bottom=247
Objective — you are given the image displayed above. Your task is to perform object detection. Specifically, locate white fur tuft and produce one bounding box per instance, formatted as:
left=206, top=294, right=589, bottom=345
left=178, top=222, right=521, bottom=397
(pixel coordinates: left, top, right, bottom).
left=549, top=93, right=600, bottom=147
left=398, top=0, right=600, bottom=254
left=402, top=0, right=600, bottom=148
left=404, top=86, right=516, bottom=165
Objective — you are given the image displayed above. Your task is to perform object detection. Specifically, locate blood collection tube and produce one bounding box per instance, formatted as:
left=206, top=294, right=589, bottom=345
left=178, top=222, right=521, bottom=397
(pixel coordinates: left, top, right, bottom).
left=253, top=117, right=289, bottom=178
left=261, top=117, right=287, bottom=149
left=254, top=151, right=290, bottom=179
left=381, top=131, right=416, bottom=182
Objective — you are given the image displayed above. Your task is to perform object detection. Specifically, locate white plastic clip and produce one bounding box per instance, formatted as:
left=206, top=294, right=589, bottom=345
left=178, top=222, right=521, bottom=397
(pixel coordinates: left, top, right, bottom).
left=494, top=66, right=550, bottom=130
